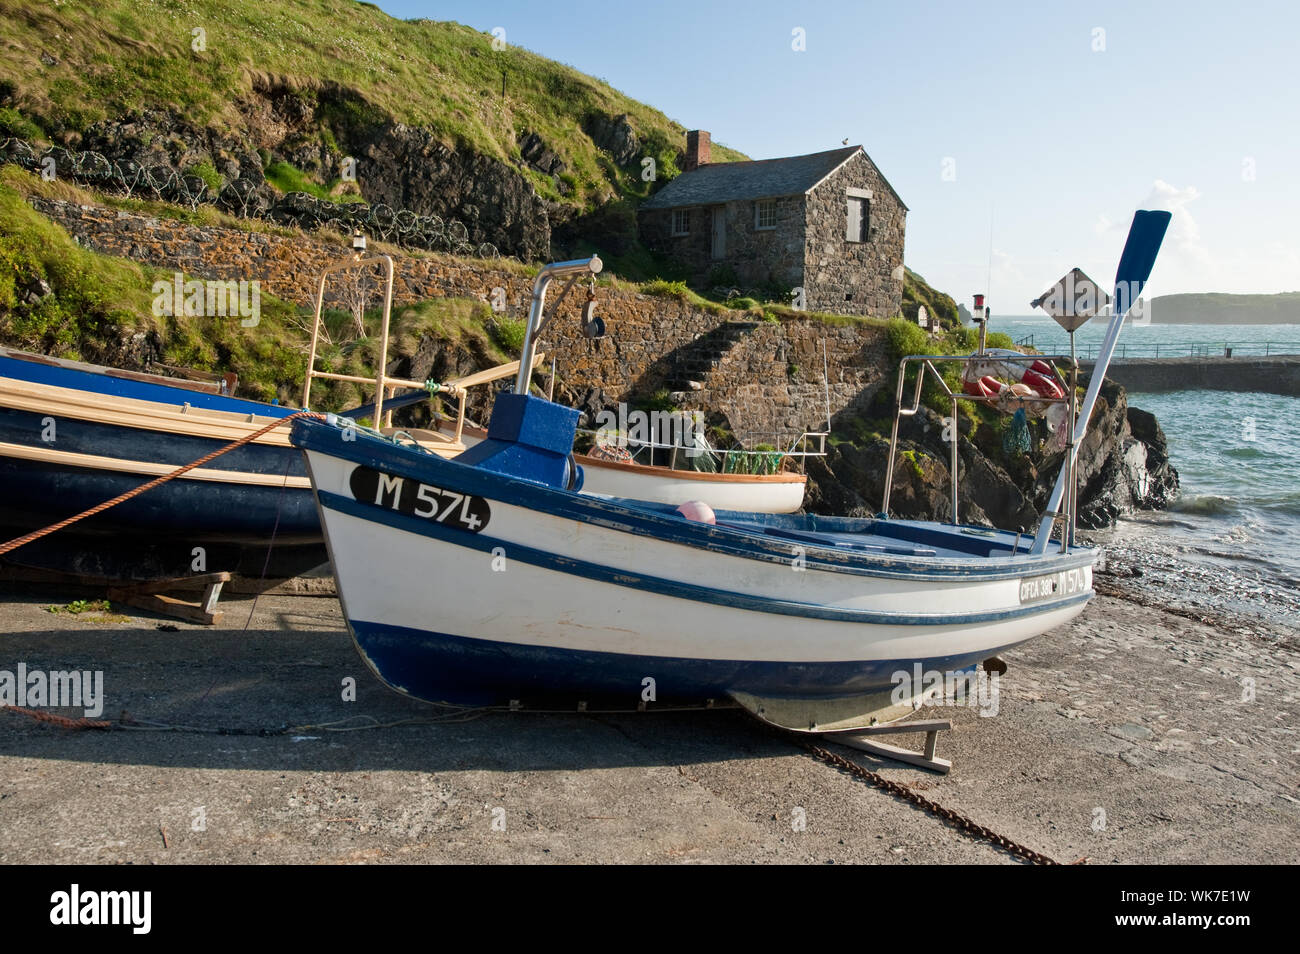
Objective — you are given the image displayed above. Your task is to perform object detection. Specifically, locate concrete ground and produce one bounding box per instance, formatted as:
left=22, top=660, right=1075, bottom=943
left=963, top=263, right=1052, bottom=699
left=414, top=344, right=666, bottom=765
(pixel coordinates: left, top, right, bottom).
left=0, top=584, right=1296, bottom=864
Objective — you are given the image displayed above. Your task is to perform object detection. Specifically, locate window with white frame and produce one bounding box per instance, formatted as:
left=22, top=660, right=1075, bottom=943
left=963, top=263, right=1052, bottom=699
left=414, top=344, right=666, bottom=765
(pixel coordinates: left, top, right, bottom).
left=672, top=208, right=691, bottom=236
left=846, top=196, right=870, bottom=243
left=754, top=199, right=777, bottom=230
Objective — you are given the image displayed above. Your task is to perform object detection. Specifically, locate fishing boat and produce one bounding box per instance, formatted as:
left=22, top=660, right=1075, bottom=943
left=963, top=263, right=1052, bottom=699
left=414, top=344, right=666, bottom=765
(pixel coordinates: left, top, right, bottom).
left=0, top=245, right=802, bottom=583
left=289, top=210, right=1171, bottom=722
left=0, top=346, right=321, bottom=580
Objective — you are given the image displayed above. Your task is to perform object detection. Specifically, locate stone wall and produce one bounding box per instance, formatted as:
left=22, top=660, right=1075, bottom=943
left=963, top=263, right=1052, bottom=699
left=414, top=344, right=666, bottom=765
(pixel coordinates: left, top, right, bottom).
left=31, top=197, right=893, bottom=442
left=639, top=194, right=806, bottom=291
left=802, top=152, right=906, bottom=318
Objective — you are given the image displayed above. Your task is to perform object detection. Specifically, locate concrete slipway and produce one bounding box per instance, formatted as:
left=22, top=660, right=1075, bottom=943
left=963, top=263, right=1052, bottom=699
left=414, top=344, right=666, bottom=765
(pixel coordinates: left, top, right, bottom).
left=0, top=586, right=1295, bottom=865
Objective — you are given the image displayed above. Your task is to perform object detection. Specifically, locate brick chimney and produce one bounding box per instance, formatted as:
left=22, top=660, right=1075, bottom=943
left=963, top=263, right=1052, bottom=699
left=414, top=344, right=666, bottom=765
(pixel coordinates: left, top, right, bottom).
left=684, top=130, right=711, bottom=172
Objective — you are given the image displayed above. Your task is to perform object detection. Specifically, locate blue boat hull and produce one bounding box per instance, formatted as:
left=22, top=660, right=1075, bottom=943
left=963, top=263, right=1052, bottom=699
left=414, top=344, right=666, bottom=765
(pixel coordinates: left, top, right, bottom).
left=350, top=619, right=1017, bottom=709
left=0, top=354, right=324, bottom=579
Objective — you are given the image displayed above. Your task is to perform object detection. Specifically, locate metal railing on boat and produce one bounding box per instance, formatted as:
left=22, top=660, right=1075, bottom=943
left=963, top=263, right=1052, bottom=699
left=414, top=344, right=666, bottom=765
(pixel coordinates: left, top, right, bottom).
left=882, top=351, right=1081, bottom=553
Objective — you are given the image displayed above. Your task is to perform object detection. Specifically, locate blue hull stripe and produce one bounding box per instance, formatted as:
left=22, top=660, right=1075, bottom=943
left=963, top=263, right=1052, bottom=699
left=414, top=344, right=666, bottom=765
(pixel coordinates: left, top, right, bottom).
left=0, top=355, right=297, bottom=418
left=296, top=419, right=1095, bottom=582
left=350, top=620, right=1021, bottom=705
left=320, top=490, right=1092, bottom=626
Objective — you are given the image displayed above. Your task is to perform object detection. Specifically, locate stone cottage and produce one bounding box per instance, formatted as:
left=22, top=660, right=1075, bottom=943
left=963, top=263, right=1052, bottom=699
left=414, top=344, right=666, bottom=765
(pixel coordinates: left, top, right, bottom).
left=638, top=131, right=907, bottom=317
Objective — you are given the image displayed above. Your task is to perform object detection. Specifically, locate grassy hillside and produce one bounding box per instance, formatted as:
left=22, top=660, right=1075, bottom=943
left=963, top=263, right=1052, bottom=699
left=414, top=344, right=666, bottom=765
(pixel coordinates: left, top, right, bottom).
left=0, top=0, right=746, bottom=208
left=0, top=168, right=511, bottom=410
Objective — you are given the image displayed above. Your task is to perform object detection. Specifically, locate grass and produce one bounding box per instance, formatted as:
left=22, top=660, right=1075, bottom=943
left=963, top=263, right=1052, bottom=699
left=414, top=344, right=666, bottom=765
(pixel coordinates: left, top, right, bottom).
left=45, top=599, right=130, bottom=623
left=0, top=0, right=748, bottom=213
left=0, top=173, right=511, bottom=409
left=186, top=159, right=224, bottom=194
left=487, top=314, right=527, bottom=354
left=0, top=178, right=157, bottom=354
left=903, top=266, right=960, bottom=328
left=263, top=160, right=364, bottom=204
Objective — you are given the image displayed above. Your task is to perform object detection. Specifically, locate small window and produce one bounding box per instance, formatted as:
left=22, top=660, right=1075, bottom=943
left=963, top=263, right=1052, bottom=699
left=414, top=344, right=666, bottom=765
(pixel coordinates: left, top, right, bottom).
left=755, top=200, right=777, bottom=230
left=672, top=208, right=691, bottom=236
left=846, top=197, right=870, bottom=243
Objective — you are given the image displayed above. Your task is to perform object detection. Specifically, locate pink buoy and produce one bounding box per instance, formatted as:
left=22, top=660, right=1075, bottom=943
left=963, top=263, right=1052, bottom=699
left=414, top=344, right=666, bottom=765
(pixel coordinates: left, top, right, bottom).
left=676, top=500, right=716, bottom=524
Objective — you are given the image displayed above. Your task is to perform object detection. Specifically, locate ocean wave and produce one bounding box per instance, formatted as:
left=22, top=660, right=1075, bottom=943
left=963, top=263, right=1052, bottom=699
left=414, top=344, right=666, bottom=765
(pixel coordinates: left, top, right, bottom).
left=1171, top=494, right=1238, bottom=517
left=1258, top=492, right=1300, bottom=518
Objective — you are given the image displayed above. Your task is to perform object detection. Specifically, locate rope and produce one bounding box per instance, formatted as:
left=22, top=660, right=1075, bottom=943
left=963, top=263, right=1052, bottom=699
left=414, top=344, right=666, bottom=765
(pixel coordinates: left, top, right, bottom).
left=0, top=410, right=322, bottom=558
left=1, top=705, right=112, bottom=730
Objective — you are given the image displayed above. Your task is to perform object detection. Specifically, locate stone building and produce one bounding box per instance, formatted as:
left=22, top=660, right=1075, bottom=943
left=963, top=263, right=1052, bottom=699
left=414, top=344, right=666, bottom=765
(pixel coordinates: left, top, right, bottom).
left=638, top=131, right=907, bottom=317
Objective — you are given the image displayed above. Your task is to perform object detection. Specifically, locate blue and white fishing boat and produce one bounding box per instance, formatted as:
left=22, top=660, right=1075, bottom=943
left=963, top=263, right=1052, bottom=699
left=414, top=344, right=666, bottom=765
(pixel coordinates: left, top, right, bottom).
left=291, top=212, right=1172, bottom=722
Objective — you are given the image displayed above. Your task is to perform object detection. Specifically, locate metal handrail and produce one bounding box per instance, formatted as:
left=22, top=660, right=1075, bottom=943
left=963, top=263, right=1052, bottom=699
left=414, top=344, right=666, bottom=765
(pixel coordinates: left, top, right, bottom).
left=882, top=352, right=1080, bottom=553
left=516, top=256, right=603, bottom=396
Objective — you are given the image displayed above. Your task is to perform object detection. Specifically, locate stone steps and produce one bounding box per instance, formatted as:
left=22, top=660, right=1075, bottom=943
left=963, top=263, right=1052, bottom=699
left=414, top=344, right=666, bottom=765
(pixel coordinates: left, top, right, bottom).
left=663, top=320, right=761, bottom=390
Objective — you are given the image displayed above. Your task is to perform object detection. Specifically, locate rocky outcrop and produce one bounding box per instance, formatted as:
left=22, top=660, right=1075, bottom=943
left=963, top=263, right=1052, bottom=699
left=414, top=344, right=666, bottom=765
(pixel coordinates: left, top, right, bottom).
left=73, top=78, right=552, bottom=258
left=805, top=380, right=1179, bottom=531
left=355, top=123, right=549, bottom=259
left=582, top=113, right=640, bottom=166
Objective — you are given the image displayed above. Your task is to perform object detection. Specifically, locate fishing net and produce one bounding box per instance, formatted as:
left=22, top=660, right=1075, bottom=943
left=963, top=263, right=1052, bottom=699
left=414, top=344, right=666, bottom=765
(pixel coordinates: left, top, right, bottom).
left=1002, top=408, right=1032, bottom=456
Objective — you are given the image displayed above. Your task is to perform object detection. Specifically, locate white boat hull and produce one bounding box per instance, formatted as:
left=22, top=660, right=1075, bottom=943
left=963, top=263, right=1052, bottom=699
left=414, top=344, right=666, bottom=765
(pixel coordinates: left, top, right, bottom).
left=297, top=421, right=1094, bottom=708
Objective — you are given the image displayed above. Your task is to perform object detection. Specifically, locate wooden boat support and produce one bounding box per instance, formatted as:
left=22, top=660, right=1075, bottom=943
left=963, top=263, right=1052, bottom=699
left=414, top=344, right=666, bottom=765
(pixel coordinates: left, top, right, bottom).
left=0, top=566, right=232, bottom=625
left=106, top=571, right=231, bottom=626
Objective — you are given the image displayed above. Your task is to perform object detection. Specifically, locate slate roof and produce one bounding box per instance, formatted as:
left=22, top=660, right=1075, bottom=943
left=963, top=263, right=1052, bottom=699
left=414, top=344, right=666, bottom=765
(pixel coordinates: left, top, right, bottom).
left=640, top=145, right=906, bottom=211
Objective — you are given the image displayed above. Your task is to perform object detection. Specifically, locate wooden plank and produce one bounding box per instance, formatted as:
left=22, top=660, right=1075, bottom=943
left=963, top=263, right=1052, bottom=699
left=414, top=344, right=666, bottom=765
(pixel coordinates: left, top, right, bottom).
left=0, top=441, right=311, bottom=488
left=445, top=353, right=544, bottom=390
left=0, top=378, right=294, bottom=445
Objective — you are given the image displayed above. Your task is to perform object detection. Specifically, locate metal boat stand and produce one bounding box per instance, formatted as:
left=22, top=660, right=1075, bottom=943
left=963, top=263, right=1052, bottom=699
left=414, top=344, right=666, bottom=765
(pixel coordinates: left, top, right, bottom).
left=805, top=720, right=953, bottom=773
left=730, top=689, right=955, bottom=774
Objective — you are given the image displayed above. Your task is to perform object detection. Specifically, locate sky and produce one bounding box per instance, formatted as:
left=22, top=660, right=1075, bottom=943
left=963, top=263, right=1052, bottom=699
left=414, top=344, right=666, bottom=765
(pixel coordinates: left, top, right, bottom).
left=376, top=0, right=1298, bottom=313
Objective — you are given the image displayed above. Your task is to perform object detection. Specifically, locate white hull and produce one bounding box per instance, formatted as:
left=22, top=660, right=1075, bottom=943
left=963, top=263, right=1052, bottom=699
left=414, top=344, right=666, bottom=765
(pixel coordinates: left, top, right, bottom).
left=298, top=432, right=1093, bottom=707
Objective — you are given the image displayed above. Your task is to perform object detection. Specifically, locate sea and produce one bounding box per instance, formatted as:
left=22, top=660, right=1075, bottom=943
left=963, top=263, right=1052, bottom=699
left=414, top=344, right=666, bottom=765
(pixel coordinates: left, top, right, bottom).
left=988, top=318, right=1300, bottom=635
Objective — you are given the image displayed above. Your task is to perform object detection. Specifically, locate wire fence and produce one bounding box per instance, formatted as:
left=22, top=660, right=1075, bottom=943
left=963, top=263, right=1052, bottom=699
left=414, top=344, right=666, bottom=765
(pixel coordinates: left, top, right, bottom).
left=0, top=137, right=500, bottom=258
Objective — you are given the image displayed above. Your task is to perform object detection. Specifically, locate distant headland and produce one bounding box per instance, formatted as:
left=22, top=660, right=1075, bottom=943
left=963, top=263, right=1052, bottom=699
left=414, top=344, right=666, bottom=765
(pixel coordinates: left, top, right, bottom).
left=1149, top=292, right=1300, bottom=324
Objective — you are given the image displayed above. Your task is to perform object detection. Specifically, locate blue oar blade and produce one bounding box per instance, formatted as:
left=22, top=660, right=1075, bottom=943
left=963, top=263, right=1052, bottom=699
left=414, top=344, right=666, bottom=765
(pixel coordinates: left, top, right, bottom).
left=1113, top=209, right=1172, bottom=317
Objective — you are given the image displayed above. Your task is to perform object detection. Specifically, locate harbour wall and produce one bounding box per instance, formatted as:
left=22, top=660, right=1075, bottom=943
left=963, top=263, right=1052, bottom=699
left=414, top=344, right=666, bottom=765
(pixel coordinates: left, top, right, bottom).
left=32, top=197, right=894, bottom=442
left=1082, top=355, right=1300, bottom=397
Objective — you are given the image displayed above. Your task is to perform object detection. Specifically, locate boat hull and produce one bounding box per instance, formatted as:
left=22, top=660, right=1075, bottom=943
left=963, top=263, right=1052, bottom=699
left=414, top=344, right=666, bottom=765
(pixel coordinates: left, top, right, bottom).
left=0, top=354, right=323, bottom=579
left=296, top=420, right=1095, bottom=708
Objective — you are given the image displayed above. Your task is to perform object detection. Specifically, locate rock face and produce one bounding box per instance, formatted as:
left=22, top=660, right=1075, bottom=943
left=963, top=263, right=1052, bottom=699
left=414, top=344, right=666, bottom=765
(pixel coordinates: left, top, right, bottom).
left=74, top=78, right=552, bottom=259
left=805, top=380, right=1179, bottom=531
left=356, top=122, right=549, bottom=259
